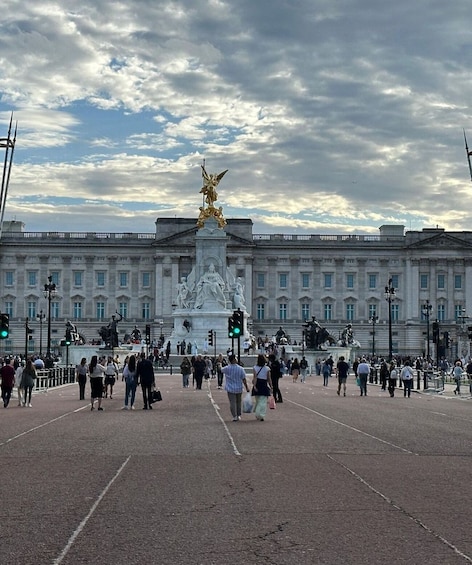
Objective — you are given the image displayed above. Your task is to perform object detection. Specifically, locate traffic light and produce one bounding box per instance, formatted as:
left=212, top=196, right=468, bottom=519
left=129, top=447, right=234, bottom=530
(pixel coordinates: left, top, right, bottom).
left=0, top=313, right=9, bottom=339
left=65, top=328, right=72, bottom=345
left=432, top=321, right=440, bottom=343
left=232, top=309, right=243, bottom=336
left=468, top=326, right=472, bottom=340
left=145, top=324, right=151, bottom=345
left=444, top=331, right=450, bottom=348
left=208, top=330, right=213, bottom=346
left=228, top=316, right=235, bottom=338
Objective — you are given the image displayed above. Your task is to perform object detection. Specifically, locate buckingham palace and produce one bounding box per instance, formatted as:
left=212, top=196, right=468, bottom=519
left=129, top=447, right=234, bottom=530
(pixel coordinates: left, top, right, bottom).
left=1, top=218, right=471, bottom=360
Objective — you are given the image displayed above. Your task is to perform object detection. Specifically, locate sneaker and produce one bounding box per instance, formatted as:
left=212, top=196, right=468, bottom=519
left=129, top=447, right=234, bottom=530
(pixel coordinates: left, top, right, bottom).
left=28, top=403, right=32, bottom=407
left=337, top=390, right=340, bottom=396
left=121, top=406, right=128, bottom=410
left=232, top=417, right=238, bottom=421
left=131, top=405, right=135, bottom=410
left=98, top=407, right=104, bottom=411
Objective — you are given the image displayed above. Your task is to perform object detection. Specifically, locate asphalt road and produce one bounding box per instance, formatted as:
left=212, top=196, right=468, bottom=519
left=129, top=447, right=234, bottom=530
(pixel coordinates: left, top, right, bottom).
left=1, top=373, right=471, bottom=565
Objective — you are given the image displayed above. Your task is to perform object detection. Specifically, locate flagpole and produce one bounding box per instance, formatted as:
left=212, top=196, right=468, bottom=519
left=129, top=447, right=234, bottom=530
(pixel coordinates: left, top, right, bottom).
left=463, top=129, right=472, bottom=181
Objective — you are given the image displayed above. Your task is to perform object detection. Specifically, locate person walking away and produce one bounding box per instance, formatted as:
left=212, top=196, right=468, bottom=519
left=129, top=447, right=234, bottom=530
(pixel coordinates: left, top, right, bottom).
left=76, top=357, right=88, bottom=400
left=15, top=361, right=24, bottom=406
left=388, top=361, right=398, bottom=397
left=215, top=353, right=226, bottom=389
left=20, top=358, right=36, bottom=407
left=252, top=354, right=273, bottom=421
left=336, top=355, right=350, bottom=397
left=180, top=356, right=192, bottom=388
left=104, top=356, right=118, bottom=399
left=299, top=356, right=308, bottom=382
left=268, top=354, right=283, bottom=403
left=89, top=355, right=106, bottom=411
left=400, top=360, right=414, bottom=398
left=466, top=359, right=472, bottom=395
left=379, top=359, right=389, bottom=391
left=291, top=358, right=300, bottom=382
left=452, top=361, right=463, bottom=395
left=322, top=359, right=331, bottom=386
left=193, top=355, right=206, bottom=390
left=137, top=353, right=155, bottom=409
left=1, top=358, right=16, bottom=408
left=357, top=358, right=370, bottom=396
left=122, top=354, right=138, bottom=409
left=222, top=354, right=249, bottom=421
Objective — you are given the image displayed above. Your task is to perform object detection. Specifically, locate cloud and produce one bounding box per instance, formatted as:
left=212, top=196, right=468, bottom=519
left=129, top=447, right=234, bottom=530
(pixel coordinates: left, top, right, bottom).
left=1, top=0, right=472, bottom=235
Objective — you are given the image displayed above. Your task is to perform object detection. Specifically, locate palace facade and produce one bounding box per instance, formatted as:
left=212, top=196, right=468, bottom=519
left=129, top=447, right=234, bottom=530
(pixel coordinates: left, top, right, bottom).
left=1, top=219, right=471, bottom=360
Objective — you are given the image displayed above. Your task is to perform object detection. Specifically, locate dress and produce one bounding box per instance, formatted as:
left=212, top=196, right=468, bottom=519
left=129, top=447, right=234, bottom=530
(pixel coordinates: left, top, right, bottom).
left=90, top=364, right=105, bottom=399
left=252, top=364, right=271, bottom=421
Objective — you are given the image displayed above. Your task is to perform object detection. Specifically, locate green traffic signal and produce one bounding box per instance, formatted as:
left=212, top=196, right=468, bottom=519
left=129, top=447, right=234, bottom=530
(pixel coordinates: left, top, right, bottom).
left=0, top=313, right=9, bottom=339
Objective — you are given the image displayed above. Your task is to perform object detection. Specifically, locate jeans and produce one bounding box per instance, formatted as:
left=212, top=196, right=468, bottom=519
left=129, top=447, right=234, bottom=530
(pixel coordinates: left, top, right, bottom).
left=403, top=379, right=412, bottom=397
left=125, top=381, right=137, bottom=407
left=182, top=373, right=190, bottom=388
left=358, top=374, right=368, bottom=396
left=78, top=376, right=86, bottom=400
left=24, top=385, right=33, bottom=405
left=1, top=385, right=13, bottom=407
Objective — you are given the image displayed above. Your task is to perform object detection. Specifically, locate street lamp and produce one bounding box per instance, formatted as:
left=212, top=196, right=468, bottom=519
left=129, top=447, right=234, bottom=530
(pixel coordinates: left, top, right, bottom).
left=43, top=275, right=57, bottom=361
left=384, top=279, right=395, bottom=361
left=422, top=300, right=433, bottom=360
left=369, top=314, right=379, bottom=357
left=36, top=309, right=46, bottom=357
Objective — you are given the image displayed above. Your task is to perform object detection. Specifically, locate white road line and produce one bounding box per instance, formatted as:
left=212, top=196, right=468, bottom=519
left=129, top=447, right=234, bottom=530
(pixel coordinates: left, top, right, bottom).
left=287, top=399, right=417, bottom=455
left=52, top=456, right=131, bottom=565
left=207, top=384, right=242, bottom=457
left=0, top=405, right=89, bottom=447
left=327, top=454, right=472, bottom=563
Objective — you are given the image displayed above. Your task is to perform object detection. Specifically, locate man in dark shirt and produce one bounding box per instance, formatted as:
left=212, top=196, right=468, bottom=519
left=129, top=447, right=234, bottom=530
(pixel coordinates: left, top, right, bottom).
left=336, top=356, right=350, bottom=397
left=136, top=353, right=155, bottom=410
left=193, top=355, right=206, bottom=390
left=1, top=358, right=16, bottom=408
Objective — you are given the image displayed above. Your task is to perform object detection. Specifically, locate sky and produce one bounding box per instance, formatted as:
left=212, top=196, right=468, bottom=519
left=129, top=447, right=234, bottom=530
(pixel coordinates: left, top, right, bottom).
left=1, top=0, right=472, bottom=236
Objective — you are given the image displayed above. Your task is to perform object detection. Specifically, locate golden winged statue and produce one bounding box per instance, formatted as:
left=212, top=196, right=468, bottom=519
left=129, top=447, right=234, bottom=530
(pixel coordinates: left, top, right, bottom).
left=197, top=164, right=228, bottom=228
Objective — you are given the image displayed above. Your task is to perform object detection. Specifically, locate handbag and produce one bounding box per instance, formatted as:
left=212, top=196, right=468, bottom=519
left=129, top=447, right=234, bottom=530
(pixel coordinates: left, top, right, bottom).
left=151, top=389, right=162, bottom=403
left=268, top=396, right=276, bottom=410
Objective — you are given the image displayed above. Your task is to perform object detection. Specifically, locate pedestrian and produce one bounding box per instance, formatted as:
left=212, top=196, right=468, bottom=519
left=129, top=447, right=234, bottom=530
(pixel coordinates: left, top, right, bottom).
left=291, top=358, right=300, bottom=382
left=215, top=353, right=226, bottom=389
left=222, top=354, right=250, bottom=421
left=1, top=358, right=15, bottom=408
left=122, top=354, right=137, bottom=409
left=15, top=361, right=25, bottom=406
left=20, top=358, right=36, bottom=407
left=299, top=356, right=309, bottom=382
left=89, top=355, right=106, bottom=411
left=76, top=357, right=88, bottom=400
left=193, top=354, right=206, bottom=390
left=268, top=353, right=283, bottom=403
left=136, top=353, right=155, bottom=410
left=252, top=354, right=273, bottom=421
left=466, top=359, right=472, bottom=395
left=379, top=359, right=389, bottom=391
left=322, top=359, right=331, bottom=386
left=400, top=360, right=414, bottom=398
left=336, top=355, right=350, bottom=397
left=452, top=360, right=463, bottom=395
left=104, top=356, right=118, bottom=399
left=357, top=358, right=370, bottom=396
left=180, top=356, right=192, bottom=388
left=388, top=361, right=398, bottom=397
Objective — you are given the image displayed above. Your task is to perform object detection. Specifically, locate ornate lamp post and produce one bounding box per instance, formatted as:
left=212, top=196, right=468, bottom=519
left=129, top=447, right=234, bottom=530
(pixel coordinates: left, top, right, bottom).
left=369, top=315, right=379, bottom=357
left=36, top=309, right=46, bottom=357
left=43, top=275, right=57, bottom=360
left=422, top=300, right=433, bottom=361
left=384, top=279, right=395, bottom=361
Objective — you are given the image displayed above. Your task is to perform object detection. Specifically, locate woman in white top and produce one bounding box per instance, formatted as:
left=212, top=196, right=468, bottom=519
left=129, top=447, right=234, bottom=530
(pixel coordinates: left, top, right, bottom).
left=89, top=355, right=106, bottom=411
left=252, top=354, right=272, bottom=421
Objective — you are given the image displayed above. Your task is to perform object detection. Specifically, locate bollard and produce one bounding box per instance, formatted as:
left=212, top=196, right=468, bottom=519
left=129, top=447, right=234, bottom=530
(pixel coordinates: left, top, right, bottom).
left=423, top=370, right=429, bottom=390
left=170, top=364, right=173, bottom=375
left=416, top=370, right=421, bottom=390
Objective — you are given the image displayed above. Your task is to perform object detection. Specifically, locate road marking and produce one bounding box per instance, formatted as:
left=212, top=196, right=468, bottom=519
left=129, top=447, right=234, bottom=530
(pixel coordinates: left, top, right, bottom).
left=52, top=456, right=131, bottom=565
left=287, top=399, right=416, bottom=454
left=207, top=384, right=242, bottom=456
left=327, top=454, right=472, bottom=563
left=0, top=405, right=88, bottom=447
